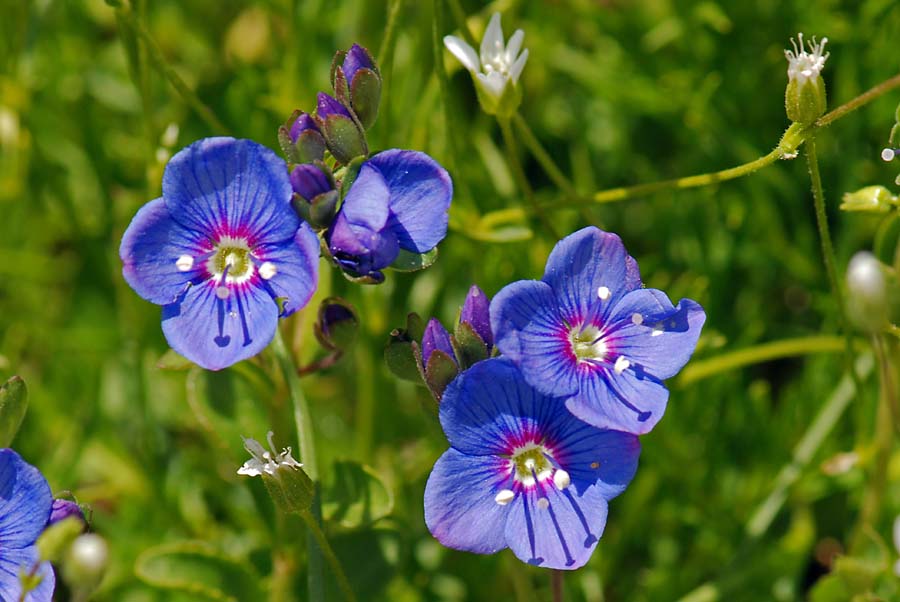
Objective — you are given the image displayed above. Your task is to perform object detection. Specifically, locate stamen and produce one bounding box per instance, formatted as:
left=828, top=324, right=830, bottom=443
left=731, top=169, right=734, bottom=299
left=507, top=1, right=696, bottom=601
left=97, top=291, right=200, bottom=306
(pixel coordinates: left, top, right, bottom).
left=590, top=462, right=600, bottom=469
left=614, top=356, right=631, bottom=374
left=553, top=469, right=571, bottom=490
left=597, top=286, right=610, bottom=300
left=651, top=327, right=664, bottom=337
left=536, top=498, right=550, bottom=510
left=176, top=254, right=194, bottom=272
left=215, top=285, right=230, bottom=300
left=631, top=313, right=643, bottom=325
left=495, top=489, right=515, bottom=506
left=883, top=148, right=897, bottom=162
left=259, top=261, right=277, bottom=280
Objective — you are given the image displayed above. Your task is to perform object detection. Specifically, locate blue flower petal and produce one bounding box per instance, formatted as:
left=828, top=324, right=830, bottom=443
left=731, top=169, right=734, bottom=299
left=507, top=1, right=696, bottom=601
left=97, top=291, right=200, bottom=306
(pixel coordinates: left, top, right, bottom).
left=290, top=164, right=332, bottom=201
left=162, top=138, right=299, bottom=244
left=547, top=424, right=641, bottom=500
left=504, top=484, right=608, bottom=570
left=490, top=280, right=579, bottom=399
left=342, top=44, right=375, bottom=84
left=0, top=549, right=54, bottom=602
left=254, top=222, right=320, bottom=317
left=567, top=364, right=669, bottom=435
left=541, top=227, right=642, bottom=326
left=460, top=285, right=493, bottom=349
left=161, top=281, right=279, bottom=371
left=367, top=149, right=452, bottom=253
left=605, top=290, right=706, bottom=380
left=440, top=358, right=566, bottom=457
left=0, top=449, right=53, bottom=550
left=119, top=198, right=208, bottom=305
left=328, top=163, right=399, bottom=276
left=424, top=449, right=511, bottom=555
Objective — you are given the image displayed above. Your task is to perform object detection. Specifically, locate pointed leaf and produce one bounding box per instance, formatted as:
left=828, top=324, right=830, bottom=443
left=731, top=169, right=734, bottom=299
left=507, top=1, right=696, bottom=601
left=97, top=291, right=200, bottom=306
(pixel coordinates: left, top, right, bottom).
left=0, top=376, right=27, bottom=447
left=322, top=461, right=394, bottom=529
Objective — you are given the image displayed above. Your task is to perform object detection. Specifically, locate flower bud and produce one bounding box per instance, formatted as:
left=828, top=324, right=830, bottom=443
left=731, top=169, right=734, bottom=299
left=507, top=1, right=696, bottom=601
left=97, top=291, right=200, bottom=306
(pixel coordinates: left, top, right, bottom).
left=49, top=499, right=86, bottom=527
left=784, top=33, right=828, bottom=125
left=840, top=185, right=897, bottom=213
left=238, top=432, right=314, bottom=515
left=313, top=93, right=367, bottom=165
left=278, top=111, right=326, bottom=164
left=314, top=297, right=359, bottom=351
left=846, top=251, right=889, bottom=332
left=62, top=533, right=108, bottom=594
left=453, top=285, right=493, bottom=368
left=332, top=44, right=382, bottom=129
left=421, top=319, right=460, bottom=402
left=290, top=163, right=338, bottom=228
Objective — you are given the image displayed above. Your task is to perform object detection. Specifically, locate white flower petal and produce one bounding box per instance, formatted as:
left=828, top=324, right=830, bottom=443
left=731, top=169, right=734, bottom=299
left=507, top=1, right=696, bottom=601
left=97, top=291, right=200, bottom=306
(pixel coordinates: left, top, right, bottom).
left=509, top=48, right=529, bottom=82
left=443, top=35, right=479, bottom=72
left=477, top=71, right=507, bottom=98
left=505, top=29, right=524, bottom=66
left=480, top=12, right=505, bottom=66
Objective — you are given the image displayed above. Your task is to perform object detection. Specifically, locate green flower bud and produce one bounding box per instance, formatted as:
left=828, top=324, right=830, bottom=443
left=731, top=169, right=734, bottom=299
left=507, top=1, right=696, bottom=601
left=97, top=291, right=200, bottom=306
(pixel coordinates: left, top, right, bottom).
left=62, top=534, right=109, bottom=596
left=784, top=33, right=829, bottom=125
left=237, top=432, right=314, bottom=515
left=846, top=251, right=889, bottom=332
left=840, top=186, right=897, bottom=213
left=314, top=297, right=360, bottom=351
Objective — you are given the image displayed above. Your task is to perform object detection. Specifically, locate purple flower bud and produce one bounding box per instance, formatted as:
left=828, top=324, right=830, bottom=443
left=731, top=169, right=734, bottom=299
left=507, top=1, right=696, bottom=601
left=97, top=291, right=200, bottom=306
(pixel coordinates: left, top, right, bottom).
left=289, top=112, right=320, bottom=144
left=49, top=498, right=84, bottom=526
left=421, top=318, right=456, bottom=366
left=290, top=164, right=333, bottom=202
left=316, top=92, right=353, bottom=121
left=342, top=44, right=376, bottom=86
left=460, top=285, right=492, bottom=350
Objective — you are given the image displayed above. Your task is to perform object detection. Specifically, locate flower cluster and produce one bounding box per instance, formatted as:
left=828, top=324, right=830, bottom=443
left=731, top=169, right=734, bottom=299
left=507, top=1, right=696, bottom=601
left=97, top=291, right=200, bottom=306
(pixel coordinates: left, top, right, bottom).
left=120, top=43, right=453, bottom=371
left=280, top=44, right=453, bottom=284
left=0, top=448, right=84, bottom=601
left=421, top=226, right=705, bottom=569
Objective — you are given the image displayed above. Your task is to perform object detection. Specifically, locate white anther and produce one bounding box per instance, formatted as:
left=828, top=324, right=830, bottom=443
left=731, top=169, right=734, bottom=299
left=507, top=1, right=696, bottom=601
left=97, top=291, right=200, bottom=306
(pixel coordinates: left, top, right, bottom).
left=259, top=261, right=277, bottom=280
left=553, top=469, right=571, bottom=490
left=495, top=489, right=515, bottom=505
left=176, top=254, right=194, bottom=272
left=597, top=286, right=611, bottom=300
left=651, top=328, right=664, bottom=337
left=883, top=148, right=896, bottom=162
left=536, top=498, right=550, bottom=510
left=215, top=286, right=230, bottom=300
left=524, top=458, right=535, bottom=470
left=631, top=313, right=643, bottom=325
left=614, top=356, right=631, bottom=374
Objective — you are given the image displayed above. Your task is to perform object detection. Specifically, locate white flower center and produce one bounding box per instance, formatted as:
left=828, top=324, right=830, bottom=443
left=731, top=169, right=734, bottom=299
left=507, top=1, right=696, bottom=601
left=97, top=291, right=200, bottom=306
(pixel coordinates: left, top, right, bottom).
left=785, top=33, right=829, bottom=87
left=570, top=325, right=607, bottom=362
left=206, top=236, right=255, bottom=285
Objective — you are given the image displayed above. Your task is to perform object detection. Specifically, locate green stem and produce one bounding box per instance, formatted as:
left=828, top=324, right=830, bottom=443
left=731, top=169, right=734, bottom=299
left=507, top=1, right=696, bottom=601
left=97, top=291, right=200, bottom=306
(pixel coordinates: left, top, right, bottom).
left=271, top=327, right=324, bottom=601
left=805, top=134, right=864, bottom=400
left=554, top=71, right=900, bottom=209
left=551, top=570, right=564, bottom=602
left=117, top=8, right=227, bottom=134
left=676, top=335, right=850, bottom=387
left=513, top=112, right=577, bottom=196
left=497, top=116, right=559, bottom=239
left=376, top=0, right=402, bottom=145
left=300, top=511, right=357, bottom=602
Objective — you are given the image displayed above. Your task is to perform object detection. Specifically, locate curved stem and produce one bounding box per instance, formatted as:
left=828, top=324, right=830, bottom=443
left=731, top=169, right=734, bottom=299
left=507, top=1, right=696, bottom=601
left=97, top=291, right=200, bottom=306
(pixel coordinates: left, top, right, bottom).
left=676, top=335, right=850, bottom=387
left=300, top=511, right=357, bottom=602
left=513, top=113, right=577, bottom=196
left=497, top=116, right=559, bottom=238
left=816, top=73, right=900, bottom=127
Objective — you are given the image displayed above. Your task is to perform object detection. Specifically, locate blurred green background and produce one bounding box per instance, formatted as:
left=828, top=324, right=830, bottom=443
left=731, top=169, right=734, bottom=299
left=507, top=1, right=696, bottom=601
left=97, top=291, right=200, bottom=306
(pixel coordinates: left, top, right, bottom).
left=2, top=0, right=900, bottom=600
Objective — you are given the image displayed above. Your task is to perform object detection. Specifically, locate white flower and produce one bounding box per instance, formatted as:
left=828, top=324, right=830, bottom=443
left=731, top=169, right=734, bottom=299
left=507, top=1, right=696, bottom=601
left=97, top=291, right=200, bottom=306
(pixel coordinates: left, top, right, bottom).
left=237, top=431, right=302, bottom=477
left=785, top=33, right=829, bottom=87
left=443, top=12, right=529, bottom=99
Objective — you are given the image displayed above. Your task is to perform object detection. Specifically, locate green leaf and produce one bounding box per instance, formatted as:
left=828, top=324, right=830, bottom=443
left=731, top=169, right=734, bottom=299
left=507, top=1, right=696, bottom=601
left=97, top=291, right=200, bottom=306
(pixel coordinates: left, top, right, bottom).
left=424, top=350, right=459, bottom=401
left=135, top=541, right=264, bottom=602
left=0, top=376, right=27, bottom=447
left=451, top=321, right=489, bottom=370
left=349, top=67, right=381, bottom=129
left=384, top=335, right=423, bottom=383
left=322, top=461, right=394, bottom=529
left=389, top=248, right=438, bottom=272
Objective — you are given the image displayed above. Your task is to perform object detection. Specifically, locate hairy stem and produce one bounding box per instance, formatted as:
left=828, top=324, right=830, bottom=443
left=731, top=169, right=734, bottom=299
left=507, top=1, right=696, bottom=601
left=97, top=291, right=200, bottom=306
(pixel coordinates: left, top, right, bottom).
left=300, top=511, right=357, bottom=602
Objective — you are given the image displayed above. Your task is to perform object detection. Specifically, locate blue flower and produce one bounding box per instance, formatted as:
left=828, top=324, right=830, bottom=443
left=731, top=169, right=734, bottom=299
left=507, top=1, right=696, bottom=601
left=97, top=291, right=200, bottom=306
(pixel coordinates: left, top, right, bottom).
left=490, top=226, right=705, bottom=435
left=0, top=449, right=55, bottom=601
left=460, top=284, right=493, bottom=353
left=424, top=358, right=640, bottom=570
left=327, top=149, right=452, bottom=282
left=421, top=318, right=456, bottom=366
left=120, top=137, right=320, bottom=371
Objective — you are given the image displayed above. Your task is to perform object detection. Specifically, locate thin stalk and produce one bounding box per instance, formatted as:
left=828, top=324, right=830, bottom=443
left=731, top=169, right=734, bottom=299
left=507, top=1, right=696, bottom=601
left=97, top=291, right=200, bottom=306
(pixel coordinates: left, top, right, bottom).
left=805, top=134, right=864, bottom=400
left=513, top=112, right=577, bottom=196
left=118, top=9, right=227, bottom=134
left=271, top=327, right=324, bottom=601
left=300, top=511, right=357, bottom=602
left=551, top=570, right=564, bottom=602
left=497, top=116, right=559, bottom=238
left=376, top=0, right=403, bottom=143
left=676, top=335, right=850, bottom=387
left=553, top=71, right=900, bottom=209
